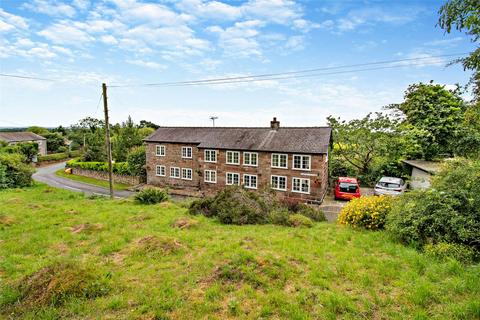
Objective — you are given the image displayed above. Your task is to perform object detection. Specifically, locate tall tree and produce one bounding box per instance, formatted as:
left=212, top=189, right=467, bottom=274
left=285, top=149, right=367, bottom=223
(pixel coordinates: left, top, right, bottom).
left=388, top=83, right=466, bottom=160
left=438, top=0, right=480, bottom=100
left=113, top=116, right=143, bottom=161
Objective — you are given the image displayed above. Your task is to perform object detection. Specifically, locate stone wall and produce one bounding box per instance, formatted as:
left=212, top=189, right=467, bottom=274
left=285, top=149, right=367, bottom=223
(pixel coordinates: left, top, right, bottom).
left=146, top=142, right=329, bottom=202
left=71, top=168, right=140, bottom=186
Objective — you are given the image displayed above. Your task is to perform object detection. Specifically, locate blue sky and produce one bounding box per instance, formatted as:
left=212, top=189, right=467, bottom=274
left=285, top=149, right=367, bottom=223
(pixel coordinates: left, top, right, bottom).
left=0, top=0, right=476, bottom=127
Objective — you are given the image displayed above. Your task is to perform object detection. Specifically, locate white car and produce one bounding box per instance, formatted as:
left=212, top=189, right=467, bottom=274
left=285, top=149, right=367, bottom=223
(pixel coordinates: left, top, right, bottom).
left=374, top=177, right=407, bottom=196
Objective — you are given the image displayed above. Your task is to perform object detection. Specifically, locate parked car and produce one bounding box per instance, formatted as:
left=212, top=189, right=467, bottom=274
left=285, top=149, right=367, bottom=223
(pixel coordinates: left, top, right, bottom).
left=374, top=177, right=407, bottom=196
left=334, top=177, right=361, bottom=200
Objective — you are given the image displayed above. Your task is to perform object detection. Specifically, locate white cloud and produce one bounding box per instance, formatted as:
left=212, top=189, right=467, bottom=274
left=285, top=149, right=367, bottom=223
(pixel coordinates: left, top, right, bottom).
left=0, top=8, right=29, bottom=32
left=176, top=0, right=242, bottom=21
left=393, top=52, right=446, bottom=67
left=38, top=21, right=94, bottom=45
left=425, top=37, right=463, bottom=47
left=72, top=0, right=90, bottom=10
left=28, top=46, right=57, bottom=58
left=292, top=19, right=320, bottom=32
left=126, top=59, right=166, bottom=70
left=284, top=35, right=304, bottom=51
left=100, top=34, right=118, bottom=45
left=23, top=0, right=77, bottom=17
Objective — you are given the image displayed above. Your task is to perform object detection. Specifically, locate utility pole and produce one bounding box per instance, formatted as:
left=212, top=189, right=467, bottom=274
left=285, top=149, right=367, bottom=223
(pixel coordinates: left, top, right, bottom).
left=209, top=116, right=218, bottom=127
left=102, top=83, right=114, bottom=199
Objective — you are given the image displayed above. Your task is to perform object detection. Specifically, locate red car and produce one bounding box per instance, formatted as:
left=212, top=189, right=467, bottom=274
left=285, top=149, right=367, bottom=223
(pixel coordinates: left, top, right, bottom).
left=334, top=177, right=361, bottom=200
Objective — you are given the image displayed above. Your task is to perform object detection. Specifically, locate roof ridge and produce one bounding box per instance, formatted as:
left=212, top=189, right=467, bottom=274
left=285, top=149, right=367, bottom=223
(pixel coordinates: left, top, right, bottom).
left=155, top=126, right=331, bottom=129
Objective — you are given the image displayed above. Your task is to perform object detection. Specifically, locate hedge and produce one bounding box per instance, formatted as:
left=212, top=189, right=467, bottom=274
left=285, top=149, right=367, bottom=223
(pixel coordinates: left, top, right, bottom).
left=38, top=150, right=82, bottom=162
left=66, top=158, right=130, bottom=175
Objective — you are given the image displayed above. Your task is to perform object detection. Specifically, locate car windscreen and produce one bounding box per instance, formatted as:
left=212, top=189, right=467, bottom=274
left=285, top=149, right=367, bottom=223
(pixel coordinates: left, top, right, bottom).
left=377, top=182, right=401, bottom=188
left=339, top=182, right=358, bottom=193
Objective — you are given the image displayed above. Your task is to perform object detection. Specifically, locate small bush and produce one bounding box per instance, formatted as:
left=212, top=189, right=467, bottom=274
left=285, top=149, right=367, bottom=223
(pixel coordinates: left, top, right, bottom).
left=424, top=242, right=476, bottom=264
left=338, top=195, right=393, bottom=230
left=270, top=208, right=290, bottom=226
left=126, top=146, right=146, bottom=179
left=296, top=203, right=326, bottom=222
left=288, top=214, right=314, bottom=228
left=134, top=188, right=169, bottom=204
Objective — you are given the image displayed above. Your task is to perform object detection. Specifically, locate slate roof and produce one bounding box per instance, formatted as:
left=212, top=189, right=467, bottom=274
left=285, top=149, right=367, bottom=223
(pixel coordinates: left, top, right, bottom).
left=144, top=127, right=332, bottom=154
left=0, top=132, right=46, bottom=142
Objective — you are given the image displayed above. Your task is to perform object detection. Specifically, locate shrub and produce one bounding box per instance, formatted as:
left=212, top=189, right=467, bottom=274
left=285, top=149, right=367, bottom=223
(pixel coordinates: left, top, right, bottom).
left=338, top=195, right=393, bottom=230
left=126, top=146, right=146, bottom=179
left=386, top=159, right=480, bottom=254
left=296, top=203, right=327, bottom=222
left=66, top=159, right=130, bottom=175
left=0, top=153, right=35, bottom=189
left=424, top=242, right=476, bottom=264
left=134, top=188, right=169, bottom=204
left=288, top=214, right=314, bottom=228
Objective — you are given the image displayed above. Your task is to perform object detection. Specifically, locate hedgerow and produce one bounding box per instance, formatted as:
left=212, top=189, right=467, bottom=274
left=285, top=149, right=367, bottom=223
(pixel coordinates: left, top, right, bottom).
left=66, top=159, right=130, bottom=175
left=38, top=150, right=82, bottom=162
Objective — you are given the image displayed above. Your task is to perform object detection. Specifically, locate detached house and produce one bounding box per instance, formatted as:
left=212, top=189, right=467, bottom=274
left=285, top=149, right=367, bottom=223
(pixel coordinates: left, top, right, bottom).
left=144, top=118, right=332, bottom=202
left=0, top=132, right=47, bottom=156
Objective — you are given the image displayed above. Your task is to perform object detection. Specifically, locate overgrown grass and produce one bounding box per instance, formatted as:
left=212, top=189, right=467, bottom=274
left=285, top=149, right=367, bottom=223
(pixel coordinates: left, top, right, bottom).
left=1, top=184, right=479, bottom=319
left=55, top=169, right=131, bottom=191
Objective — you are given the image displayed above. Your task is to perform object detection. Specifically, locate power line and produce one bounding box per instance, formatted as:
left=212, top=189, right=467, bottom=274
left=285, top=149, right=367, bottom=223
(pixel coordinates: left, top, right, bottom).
left=108, top=52, right=467, bottom=88
left=0, top=73, right=57, bottom=82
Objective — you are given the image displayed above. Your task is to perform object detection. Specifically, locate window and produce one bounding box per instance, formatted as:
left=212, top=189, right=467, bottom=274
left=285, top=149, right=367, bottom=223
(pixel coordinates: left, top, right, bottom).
left=170, top=167, right=180, bottom=178
left=226, top=151, right=240, bottom=165
left=204, top=170, right=217, bottom=183
left=182, top=168, right=192, bottom=180
left=155, top=165, right=166, bottom=176
left=244, top=174, right=257, bottom=189
left=156, top=145, right=165, bottom=156
left=182, top=147, right=192, bottom=159
left=271, top=175, right=287, bottom=191
left=243, top=152, right=258, bottom=166
left=292, top=178, right=310, bottom=194
left=205, top=150, right=217, bottom=163
left=293, top=155, right=311, bottom=170
left=226, top=172, right=240, bottom=185
left=271, top=153, right=288, bottom=169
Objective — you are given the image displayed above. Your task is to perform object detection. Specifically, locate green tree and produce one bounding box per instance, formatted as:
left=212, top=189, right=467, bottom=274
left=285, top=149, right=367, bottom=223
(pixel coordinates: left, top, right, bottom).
left=438, top=0, right=480, bottom=100
left=44, top=132, right=66, bottom=153
left=113, top=116, right=142, bottom=161
left=27, top=126, right=49, bottom=136
left=139, top=120, right=159, bottom=129
left=327, top=113, right=403, bottom=184
left=388, top=83, right=466, bottom=160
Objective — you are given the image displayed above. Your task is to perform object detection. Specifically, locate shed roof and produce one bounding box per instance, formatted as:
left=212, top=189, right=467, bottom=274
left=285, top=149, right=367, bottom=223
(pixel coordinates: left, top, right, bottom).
left=402, top=160, right=443, bottom=174
left=0, top=131, right=46, bottom=142
left=145, top=127, right=332, bottom=154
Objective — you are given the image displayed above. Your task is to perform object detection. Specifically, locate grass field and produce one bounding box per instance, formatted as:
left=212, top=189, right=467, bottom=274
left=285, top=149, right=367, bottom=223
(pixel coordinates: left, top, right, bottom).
left=1, top=184, right=479, bottom=319
left=55, top=169, right=131, bottom=191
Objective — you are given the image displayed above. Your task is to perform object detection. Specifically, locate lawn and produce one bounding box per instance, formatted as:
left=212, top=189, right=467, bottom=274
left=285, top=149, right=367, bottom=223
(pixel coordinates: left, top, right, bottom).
left=1, top=184, right=479, bottom=319
left=55, top=169, right=131, bottom=191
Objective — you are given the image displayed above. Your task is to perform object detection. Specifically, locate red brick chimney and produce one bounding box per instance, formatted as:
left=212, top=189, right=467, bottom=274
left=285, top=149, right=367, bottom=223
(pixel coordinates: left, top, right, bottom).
left=270, top=117, right=280, bottom=130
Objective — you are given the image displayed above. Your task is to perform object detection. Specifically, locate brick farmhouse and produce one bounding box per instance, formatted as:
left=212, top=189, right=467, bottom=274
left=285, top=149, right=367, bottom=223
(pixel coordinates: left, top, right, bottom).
left=144, top=118, right=332, bottom=202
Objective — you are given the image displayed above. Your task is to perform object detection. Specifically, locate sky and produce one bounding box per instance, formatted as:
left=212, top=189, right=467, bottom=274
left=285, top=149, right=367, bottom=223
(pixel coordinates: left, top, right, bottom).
left=0, top=0, right=476, bottom=128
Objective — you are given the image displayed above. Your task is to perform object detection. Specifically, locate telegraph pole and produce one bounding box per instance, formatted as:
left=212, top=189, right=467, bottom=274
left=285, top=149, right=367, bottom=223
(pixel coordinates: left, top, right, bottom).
left=102, top=83, right=114, bottom=199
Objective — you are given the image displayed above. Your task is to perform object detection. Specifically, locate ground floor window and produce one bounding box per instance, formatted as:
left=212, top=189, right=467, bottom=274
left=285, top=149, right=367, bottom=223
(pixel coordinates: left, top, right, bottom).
left=182, top=168, right=192, bottom=180
left=271, top=175, right=287, bottom=191
left=204, top=170, right=217, bottom=183
left=226, top=172, right=240, bottom=185
left=292, top=177, right=310, bottom=194
left=244, top=174, right=257, bottom=189
left=155, top=165, right=166, bottom=176
left=170, top=167, right=180, bottom=179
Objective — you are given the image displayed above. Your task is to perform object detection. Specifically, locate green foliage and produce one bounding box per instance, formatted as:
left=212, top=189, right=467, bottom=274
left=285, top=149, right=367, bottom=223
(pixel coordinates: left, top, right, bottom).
left=38, top=150, right=82, bottom=162
left=438, top=0, right=480, bottom=98
left=139, top=120, right=160, bottom=129
left=288, top=214, right=314, bottom=228
left=134, top=188, right=169, bottom=204
left=66, top=159, right=130, bottom=175
left=388, top=83, right=466, bottom=160
left=26, top=126, right=49, bottom=136
left=126, top=146, right=146, bottom=179
left=338, top=196, right=394, bottom=230
left=0, top=142, right=39, bottom=163
left=328, top=113, right=404, bottom=185
left=189, top=187, right=324, bottom=226
left=44, top=132, right=67, bottom=153
left=387, top=159, right=480, bottom=254
left=424, top=242, right=476, bottom=264
left=112, top=116, right=143, bottom=162
left=0, top=153, right=35, bottom=189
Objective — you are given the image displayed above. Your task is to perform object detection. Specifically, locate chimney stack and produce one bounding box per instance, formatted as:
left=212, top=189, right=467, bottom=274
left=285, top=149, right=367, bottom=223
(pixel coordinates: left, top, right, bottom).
left=270, top=117, right=280, bottom=130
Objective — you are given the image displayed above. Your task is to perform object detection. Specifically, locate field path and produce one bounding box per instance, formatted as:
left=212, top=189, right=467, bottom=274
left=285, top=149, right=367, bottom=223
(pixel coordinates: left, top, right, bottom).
left=33, top=162, right=134, bottom=198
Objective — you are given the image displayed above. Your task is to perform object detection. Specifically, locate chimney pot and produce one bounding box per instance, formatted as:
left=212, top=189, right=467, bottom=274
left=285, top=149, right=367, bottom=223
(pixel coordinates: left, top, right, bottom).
left=270, top=117, right=280, bottom=130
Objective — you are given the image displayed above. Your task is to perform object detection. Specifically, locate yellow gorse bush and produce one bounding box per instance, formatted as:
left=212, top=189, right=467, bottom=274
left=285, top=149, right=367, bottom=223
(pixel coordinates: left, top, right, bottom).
left=337, top=195, right=393, bottom=230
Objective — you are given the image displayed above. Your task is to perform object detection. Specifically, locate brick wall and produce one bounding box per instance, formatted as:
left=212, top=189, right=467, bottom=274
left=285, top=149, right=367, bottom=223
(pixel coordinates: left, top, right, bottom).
left=146, top=142, right=329, bottom=202
left=71, top=168, right=140, bottom=186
